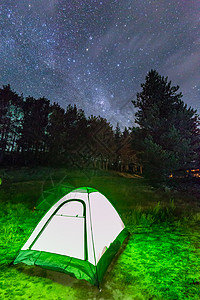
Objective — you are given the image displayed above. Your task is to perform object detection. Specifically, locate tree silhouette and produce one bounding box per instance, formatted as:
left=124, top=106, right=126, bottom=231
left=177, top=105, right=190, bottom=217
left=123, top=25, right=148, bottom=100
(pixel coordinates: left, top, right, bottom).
left=0, top=85, right=23, bottom=162
left=132, top=70, right=199, bottom=179
left=47, top=102, right=65, bottom=161
left=63, top=104, right=88, bottom=153
left=114, top=122, right=121, bottom=153
left=87, top=115, right=115, bottom=158
left=18, top=96, right=50, bottom=161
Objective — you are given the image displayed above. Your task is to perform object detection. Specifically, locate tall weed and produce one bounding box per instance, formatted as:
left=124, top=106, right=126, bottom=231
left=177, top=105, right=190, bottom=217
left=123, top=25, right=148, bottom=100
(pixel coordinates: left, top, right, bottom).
left=124, top=199, right=179, bottom=229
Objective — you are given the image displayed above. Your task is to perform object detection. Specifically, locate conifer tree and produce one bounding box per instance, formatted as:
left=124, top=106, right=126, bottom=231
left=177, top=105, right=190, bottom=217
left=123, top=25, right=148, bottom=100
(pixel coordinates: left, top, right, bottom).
left=0, top=85, right=23, bottom=159
left=132, top=70, right=199, bottom=178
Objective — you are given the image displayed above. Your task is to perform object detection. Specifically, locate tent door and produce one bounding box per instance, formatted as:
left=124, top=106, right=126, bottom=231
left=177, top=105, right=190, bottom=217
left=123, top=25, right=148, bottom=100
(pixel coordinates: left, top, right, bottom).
left=31, top=200, right=87, bottom=261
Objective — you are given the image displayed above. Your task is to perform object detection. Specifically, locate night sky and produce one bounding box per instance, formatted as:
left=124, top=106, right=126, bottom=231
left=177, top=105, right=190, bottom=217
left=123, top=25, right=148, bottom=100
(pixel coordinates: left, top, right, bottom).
left=1, top=0, right=200, bottom=128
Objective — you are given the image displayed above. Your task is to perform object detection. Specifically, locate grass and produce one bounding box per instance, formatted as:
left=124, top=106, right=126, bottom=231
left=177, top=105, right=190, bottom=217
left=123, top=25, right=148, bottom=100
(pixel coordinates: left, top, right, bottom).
left=0, top=167, right=200, bottom=299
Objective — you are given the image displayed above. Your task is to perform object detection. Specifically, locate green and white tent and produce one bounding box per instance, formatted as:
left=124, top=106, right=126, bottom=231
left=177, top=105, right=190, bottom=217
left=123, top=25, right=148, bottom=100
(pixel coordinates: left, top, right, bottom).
left=14, top=187, right=129, bottom=286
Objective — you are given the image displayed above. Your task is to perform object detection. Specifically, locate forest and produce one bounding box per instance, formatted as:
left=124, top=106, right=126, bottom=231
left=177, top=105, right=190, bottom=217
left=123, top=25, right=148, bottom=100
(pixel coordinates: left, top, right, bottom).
left=0, top=70, right=199, bottom=182
left=0, top=83, right=135, bottom=170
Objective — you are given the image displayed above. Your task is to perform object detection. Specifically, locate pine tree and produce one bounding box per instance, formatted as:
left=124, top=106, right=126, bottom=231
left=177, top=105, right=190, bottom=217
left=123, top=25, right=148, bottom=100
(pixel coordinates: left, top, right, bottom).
left=132, top=70, right=199, bottom=179
left=18, top=96, right=50, bottom=158
left=115, top=122, right=121, bottom=151
left=0, top=85, right=23, bottom=160
left=63, top=104, right=88, bottom=155
left=47, top=102, right=65, bottom=159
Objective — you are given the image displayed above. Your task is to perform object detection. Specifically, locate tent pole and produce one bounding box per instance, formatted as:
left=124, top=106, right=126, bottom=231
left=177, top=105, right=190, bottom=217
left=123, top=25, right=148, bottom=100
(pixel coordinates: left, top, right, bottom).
left=87, top=188, right=99, bottom=287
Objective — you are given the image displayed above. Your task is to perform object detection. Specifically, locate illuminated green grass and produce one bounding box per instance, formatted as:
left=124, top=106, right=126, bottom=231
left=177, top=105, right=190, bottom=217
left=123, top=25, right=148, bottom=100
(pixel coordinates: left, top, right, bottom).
left=0, top=168, right=199, bottom=299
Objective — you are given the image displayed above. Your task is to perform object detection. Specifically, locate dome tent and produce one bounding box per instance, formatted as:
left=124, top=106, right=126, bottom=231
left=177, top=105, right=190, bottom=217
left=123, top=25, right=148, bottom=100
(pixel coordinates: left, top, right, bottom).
left=14, top=187, right=129, bottom=286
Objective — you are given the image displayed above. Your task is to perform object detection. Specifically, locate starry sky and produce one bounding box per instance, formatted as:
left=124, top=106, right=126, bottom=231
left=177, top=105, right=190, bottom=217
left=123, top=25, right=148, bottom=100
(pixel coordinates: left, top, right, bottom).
left=1, top=0, right=200, bottom=128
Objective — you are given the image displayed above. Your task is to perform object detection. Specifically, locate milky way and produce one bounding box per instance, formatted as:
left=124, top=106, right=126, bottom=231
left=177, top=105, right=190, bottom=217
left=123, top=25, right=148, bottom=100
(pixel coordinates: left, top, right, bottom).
left=1, top=0, right=200, bottom=128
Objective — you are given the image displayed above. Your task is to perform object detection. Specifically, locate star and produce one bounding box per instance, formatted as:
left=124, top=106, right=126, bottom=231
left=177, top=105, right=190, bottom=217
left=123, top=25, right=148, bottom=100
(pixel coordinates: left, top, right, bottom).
left=0, top=0, right=199, bottom=128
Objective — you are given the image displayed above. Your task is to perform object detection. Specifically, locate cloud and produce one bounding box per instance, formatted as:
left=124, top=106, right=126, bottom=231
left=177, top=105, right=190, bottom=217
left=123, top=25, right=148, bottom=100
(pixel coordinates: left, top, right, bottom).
left=165, top=50, right=200, bottom=82
left=162, top=49, right=200, bottom=113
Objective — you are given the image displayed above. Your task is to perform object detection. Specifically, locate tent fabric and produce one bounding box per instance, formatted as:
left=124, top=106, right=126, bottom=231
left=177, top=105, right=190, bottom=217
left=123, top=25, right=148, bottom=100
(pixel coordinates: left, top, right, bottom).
left=36, top=186, right=99, bottom=212
left=14, top=187, right=129, bottom=286
left=14, top=228, right=129, bottom=286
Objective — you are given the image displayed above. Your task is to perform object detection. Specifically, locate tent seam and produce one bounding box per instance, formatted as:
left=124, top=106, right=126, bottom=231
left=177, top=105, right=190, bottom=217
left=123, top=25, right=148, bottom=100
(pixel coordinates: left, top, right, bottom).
left=87, top=188, right=99, bottom=287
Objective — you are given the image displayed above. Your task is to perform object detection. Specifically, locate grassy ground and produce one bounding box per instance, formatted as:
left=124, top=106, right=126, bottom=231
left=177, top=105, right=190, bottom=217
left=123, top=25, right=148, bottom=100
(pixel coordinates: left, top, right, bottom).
left=0, top=167, right=200, bottom=299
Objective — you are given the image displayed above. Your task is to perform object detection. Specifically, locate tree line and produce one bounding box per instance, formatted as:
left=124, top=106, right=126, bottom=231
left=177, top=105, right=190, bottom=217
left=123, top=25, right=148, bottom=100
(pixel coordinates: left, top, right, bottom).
left=0, top=84, right=133, bottom=170
left=0, top=70, right=199, bottom=180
